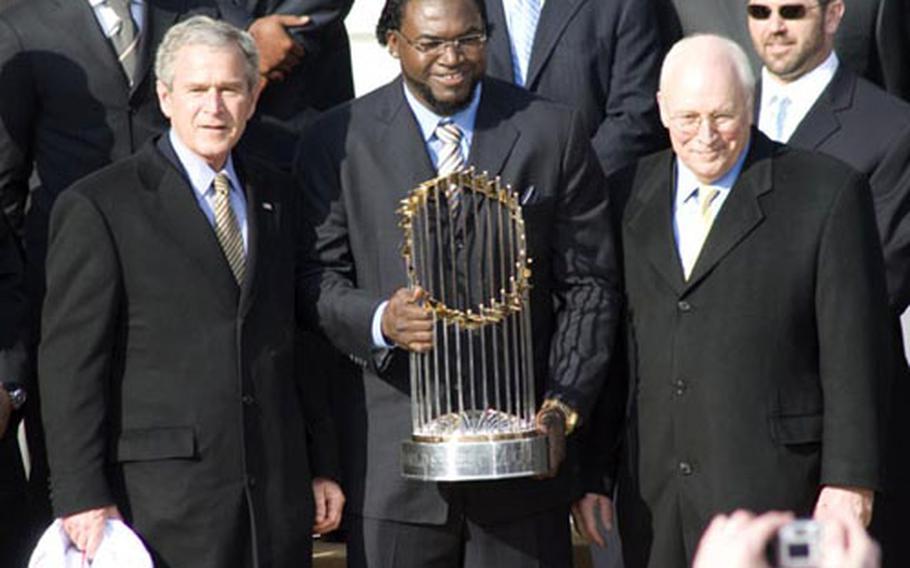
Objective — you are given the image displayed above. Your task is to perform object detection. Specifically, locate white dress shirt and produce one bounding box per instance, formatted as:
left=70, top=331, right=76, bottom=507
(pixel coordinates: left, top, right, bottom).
left=758, top=52, right=839, bottom=143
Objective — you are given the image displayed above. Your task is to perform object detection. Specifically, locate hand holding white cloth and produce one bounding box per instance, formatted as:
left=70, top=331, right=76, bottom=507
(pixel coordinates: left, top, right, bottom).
left=29, top=518, right=152, bottom=568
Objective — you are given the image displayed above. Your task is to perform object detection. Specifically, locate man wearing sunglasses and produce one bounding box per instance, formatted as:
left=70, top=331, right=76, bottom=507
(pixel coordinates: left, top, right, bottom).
left=748, top=2, right=910, bottom=566
left=654, top=0, right=910, bottom=102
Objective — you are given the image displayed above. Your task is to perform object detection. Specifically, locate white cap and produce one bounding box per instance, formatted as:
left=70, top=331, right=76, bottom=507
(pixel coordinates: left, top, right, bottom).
left=29, top=518, right=153, bottom=568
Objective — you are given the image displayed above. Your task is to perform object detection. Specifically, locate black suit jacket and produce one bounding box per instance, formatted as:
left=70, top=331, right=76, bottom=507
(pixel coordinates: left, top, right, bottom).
left=766, top=65, right=910, bottom=568
left=0, top=205, right=26, bottom=566
left=297, top=77, right=622, bottom=525
left=0, top=0, right=228, bottom=540
left=38, top=138, right=336, bottom=568
left=618, top=132, right=890, bottom=568
left=759, top=66, right=910, bottom=312
left=484, top=0, right=666, bottom=177
left=656, top=0, right=910, bottom=101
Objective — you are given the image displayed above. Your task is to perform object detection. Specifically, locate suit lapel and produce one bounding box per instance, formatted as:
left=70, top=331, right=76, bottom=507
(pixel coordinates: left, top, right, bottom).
left=484, top=0, right=515, bottom=82
left=237, top=160, right=267, bottom=317
left=525, top=0, right=585, bottom=89
left=468, top=81, right=519, bottom=177
left=624, top=152, right=686, bottom=295
left=684, top=134, right=773, bottom=289
left=787, top=67, right=853, bottom=150
left=377, top=81, right=437, bottom=199
left=149, top=138, right=241, bottom=307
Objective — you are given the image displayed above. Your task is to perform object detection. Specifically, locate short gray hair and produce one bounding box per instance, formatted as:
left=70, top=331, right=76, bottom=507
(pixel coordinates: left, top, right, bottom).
left=155, top=15, right=259, bottom=91
left=660, top=34, right=756, bottom=106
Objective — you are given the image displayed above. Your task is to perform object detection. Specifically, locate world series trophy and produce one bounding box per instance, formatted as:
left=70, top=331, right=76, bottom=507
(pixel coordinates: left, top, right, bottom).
left=397, top=168, right=548, bottom=481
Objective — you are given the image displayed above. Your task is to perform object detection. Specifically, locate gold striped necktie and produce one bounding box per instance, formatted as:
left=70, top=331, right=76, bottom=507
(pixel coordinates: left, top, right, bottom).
left=684, top=185, right=721, bottom=280
left=212, top=172, right=246, bottom=284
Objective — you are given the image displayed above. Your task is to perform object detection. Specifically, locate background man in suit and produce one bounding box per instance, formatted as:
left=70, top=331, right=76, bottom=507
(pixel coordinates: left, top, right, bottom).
left=482, top=0, right=667, bottom=177
left=38, top=16, right=343, bottom=566
left=655, top=0, right=910, bottom=102
left=215, top=0, right=356, bottom=173
left=297, top=0, right=623, bottom=565
left=747, top=2, right=910, bottom=565
left=0, top=0, right=236, bottom=553
left=748, top=0, right=910, bottom=309
left=574, top=35, right=890, bottom=568
left=218, top=0, right=355, bottom=128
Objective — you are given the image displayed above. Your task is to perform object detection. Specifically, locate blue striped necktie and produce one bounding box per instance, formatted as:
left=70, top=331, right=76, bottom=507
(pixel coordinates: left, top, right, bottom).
left=506, top=0, right=542, bottom=87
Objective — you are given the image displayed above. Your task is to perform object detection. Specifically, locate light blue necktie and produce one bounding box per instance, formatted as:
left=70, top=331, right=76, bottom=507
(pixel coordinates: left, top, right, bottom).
left=771, top=95, right=791, bottom=142
left=506, top=0, right=542, bottom=87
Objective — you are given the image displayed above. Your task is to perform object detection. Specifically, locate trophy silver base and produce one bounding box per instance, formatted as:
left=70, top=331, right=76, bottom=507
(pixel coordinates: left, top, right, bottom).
left=401, top=434, right=548, bottom=481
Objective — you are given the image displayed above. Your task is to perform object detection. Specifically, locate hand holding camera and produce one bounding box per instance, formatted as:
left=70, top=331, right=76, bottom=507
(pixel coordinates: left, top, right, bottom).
left=692, top=509, right=880, bottom=568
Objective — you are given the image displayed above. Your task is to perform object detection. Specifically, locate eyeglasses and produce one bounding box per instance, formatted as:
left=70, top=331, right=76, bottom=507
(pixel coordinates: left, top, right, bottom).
left=395, top=31, right=487, bottom=55
left=746, top=3, right=824, bottom=20
left=669, top=112, right=741, bottom=135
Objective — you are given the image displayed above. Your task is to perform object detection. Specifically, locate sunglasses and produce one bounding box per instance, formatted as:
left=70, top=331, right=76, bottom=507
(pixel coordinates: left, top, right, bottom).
left=746, top=3, right=823, bottom=20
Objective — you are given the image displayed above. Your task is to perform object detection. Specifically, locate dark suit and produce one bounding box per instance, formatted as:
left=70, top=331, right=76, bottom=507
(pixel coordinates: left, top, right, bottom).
left=656, top=0, right=910, bottom=101
left=0, top=208, right=27, bottom=566
left=218, top=0, right=353, bottom=124
left=215, top=0, right=354, bottom=173
left=618, top=131, right=890, bottom=567
left=762, top=66, right=910, bottom=312
left=0, top=0, right=227, bottom=550
left=762, top=66, right=910, bottom=568
left=297, top=77, right=622, bottom=565
left=38, top=138, right=335, bottom=568
left=484, top=0, right=666, bottom=177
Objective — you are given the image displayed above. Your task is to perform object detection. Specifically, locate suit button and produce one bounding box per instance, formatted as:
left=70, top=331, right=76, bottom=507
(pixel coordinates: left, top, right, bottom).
left=674, top=379, right=686, bottom=396
left=247, top=475, right=257, bottom=488
left=242, top=395, right=255, bottom=406
left=677, top=300, right=692, bottom=312
left=455, top=238, right=464, bottom=250
left=678, top=461, right=694, bottom=476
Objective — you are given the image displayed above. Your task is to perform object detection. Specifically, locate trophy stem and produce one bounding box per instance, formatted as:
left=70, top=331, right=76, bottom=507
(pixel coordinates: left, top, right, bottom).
left=399, top=171, right=543, bottom=481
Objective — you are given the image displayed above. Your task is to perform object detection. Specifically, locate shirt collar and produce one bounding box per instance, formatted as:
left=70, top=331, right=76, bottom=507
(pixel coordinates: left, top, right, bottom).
left=402, top=80, right=482, bottom=144
left=675, top=138, right=751, bottom=207
left=168, top=129, right=241, bottom=197
left=761, top=51, right=839, bottom=107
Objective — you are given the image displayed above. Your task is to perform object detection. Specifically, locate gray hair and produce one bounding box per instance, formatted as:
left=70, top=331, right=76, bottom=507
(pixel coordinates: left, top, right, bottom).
left=155, top=15, right=259, bottom=91
left=660, top=34, right=756, bottom=106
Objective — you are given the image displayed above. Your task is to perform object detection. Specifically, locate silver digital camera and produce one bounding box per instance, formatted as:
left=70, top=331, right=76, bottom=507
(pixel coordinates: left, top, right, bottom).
left=776, top=519, right=822, bottom=568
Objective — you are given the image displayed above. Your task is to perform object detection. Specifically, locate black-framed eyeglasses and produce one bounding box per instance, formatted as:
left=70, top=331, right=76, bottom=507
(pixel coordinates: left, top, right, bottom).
left=746, top=3, right=824, bottom=20
left=395, top=31, right=487, bottom=55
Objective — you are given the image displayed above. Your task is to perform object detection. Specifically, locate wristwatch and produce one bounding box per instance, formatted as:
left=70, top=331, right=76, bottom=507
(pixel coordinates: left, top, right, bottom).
left=1, top=382, right=26, bottom=411
left=540, top=398, right=579, bottom=435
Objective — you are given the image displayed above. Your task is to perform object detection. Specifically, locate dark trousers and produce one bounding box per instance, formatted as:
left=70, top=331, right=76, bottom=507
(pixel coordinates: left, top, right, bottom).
left=347, top=507, right=573, bottom=568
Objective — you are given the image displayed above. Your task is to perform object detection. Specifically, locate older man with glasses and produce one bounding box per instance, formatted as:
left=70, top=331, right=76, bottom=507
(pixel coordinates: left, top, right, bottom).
left=747, top=2, right=910, bottom=566
left=573, top=33, right=890, bottom=568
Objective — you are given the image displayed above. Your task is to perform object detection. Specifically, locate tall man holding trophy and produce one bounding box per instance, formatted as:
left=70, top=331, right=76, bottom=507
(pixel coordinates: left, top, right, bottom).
left=296, top=0, right=622, bottom=565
